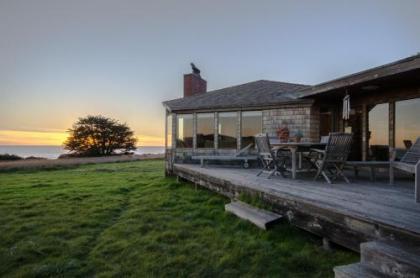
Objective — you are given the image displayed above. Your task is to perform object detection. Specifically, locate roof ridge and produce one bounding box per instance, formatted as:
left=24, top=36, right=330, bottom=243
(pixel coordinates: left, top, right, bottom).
left=164, top=79, right=310, bottom=104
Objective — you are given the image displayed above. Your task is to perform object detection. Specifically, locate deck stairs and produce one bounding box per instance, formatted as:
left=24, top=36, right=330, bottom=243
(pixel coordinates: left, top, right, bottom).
left=225, top=200, right=282, bottom=230
left=334, top=241, right=420, bottom=278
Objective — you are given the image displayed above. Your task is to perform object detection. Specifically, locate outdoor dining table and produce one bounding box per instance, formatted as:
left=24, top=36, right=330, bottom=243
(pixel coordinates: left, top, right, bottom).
left=269, top=139, right=326, bottom=179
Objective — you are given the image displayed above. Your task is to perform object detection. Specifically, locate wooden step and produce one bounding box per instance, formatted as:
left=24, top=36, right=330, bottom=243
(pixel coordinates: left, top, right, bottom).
left=334, top=263, right=387, bottom=278
left=361, top=241, right=420, bottom=278
left=225, top=200, right=282, bottom=230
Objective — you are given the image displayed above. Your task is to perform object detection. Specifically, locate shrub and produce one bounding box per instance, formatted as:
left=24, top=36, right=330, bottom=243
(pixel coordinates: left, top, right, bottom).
left=0, top=154, right=23, bottom=161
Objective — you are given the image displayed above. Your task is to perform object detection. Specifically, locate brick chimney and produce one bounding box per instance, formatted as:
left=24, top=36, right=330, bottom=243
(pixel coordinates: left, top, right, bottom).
left=184, top=63, right=207, bottom=97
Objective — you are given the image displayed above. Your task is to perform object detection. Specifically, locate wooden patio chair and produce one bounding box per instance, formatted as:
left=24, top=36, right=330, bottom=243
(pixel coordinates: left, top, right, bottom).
left=320, top=136, right=330, bottom=144
left=311, top=132, right=353, bottom=184
left=389, top=137, right=420, bottom=202
left=254, top=133, right=287, bottom=178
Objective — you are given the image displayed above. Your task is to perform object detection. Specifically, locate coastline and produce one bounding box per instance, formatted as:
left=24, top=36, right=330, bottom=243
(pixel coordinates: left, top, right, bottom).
left=0, top=145, right=165, bottom=159
left=0, top=154, right=164, bottom=171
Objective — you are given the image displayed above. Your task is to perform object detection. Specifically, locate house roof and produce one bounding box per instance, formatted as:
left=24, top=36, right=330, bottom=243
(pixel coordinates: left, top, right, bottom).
left=296, top=54, right=420, bottom=98
left=163, top=80, right=310, bottom=112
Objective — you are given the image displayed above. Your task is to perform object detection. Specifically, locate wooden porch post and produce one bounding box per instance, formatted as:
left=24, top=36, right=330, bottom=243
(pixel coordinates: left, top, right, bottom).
left=389, top=101, right=395, bottom=149
left=361, top=104, right=368, bottom=161
left=165, top=109, right=168, bottom=154
left=164, top=109, right=168, bottom=175
left=237, top=111, right=242, bottom=150
left=172, top=113, right=177, bottom=148
left=214, top=112, right=219, bottom=150
left=193, top=113, right=197, bottom=150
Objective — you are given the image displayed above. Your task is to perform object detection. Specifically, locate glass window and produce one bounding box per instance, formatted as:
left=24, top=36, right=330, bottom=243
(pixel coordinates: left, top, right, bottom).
left=241, top=111, right=262, bottom=148
left=368, top=103, right=389, bottom=147
left=218, top=112, right=237, bottom=149
left=166, top=114, right=172, bottom=148
left=396, top=98, right=420, bottom=149
left=197, top=113, right=214, bottom=148
left=176, top=114, right=193, bottom=148
left=368, top=103, right=389, bottom=161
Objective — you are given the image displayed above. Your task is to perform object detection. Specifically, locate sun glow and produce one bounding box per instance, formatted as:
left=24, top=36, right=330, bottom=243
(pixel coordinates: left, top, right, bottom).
left=0, top=129, right=164, bottom=147
left=137, top=134, right=164, bottom=147
left=0, top=130, right=68, bottom=146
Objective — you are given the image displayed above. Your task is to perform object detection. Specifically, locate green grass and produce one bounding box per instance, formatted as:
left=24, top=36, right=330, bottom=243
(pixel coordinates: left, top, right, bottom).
left=0, top=160, right=357, bottom=277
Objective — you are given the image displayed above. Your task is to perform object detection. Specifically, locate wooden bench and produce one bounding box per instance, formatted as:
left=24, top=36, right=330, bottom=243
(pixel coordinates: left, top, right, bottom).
left=192, top=155, right=258, bottom=168
left=192, top=144, right=257, bottom=168
left=346, top=161, right=390, bottom=182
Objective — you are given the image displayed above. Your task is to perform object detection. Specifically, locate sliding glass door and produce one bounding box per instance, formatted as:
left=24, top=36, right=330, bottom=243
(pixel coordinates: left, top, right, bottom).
left=396, top=98, right=420, bottom=149
left=196, top=113, right=215, bottom=148
left=218, top=112, right=237, bottom=149
left=368, top=103, right=389, bottom=160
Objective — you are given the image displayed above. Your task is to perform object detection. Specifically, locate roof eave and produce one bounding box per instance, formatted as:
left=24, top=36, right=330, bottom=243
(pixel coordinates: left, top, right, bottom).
left=297, top=54, right=420, bottom=98
left=165, top=99, right=314, bottom=113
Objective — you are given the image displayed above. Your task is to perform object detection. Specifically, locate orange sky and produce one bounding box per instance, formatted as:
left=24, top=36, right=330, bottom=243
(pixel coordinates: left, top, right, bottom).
left=0, top=129, right=164, bottom=146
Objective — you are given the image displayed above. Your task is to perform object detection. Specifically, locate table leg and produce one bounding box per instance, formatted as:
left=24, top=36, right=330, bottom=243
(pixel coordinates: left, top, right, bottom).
left=298, top=153, right=302, bottom=169
left=291, top=147, right=297, bottom=179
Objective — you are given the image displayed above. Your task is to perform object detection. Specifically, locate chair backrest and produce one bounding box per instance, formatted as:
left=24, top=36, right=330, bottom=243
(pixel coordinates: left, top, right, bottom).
left=254, top=133, right=276, bottom=161
left=235, top=144, right=253, bottom=157
left=320, top=136, right=329, bottom=144
left=324, top=132, right=353, bottom=162
left=403, top=140, right=413, bottom=150
left=401, top=137, right=420, bottom=164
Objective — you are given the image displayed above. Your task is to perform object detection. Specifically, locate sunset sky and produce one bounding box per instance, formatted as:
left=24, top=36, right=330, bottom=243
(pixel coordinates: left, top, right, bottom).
left=1, top=0, right=419, bottom=146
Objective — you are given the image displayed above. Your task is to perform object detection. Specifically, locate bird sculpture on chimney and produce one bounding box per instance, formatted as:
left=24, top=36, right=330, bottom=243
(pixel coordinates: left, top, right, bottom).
left=190, top=63, right=201, bottom=75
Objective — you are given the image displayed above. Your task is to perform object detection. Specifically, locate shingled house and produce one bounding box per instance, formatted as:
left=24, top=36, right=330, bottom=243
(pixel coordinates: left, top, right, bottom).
left=163, top=54, right=420, bottom=173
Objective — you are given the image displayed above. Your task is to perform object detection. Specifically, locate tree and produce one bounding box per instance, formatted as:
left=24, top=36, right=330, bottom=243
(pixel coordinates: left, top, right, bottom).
left=64, top=115, right=137, bottom=156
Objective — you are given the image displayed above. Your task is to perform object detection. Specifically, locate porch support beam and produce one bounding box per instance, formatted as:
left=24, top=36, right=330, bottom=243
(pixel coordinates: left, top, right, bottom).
left=361, top=104, right=368, bottom=161
left=237, top=111, right=242, bottom=150
left=193, top=113, right=197, bottom=150
left=214, top=112, right=219, bottom=150
left=389, top=101, right=395, bottom=149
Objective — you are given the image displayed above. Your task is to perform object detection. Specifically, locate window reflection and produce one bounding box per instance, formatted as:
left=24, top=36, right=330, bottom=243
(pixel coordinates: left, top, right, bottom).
left=218, top=112, right=237, bottom=148
left=241, top=111, right=262, bottom=148
left=368, top=103, right=389, bottom=161
left=176, top=114, right=193, bottom=148
left=396, top=98, right=420, bottom=149
left=197, top=113, right=214, bottom=148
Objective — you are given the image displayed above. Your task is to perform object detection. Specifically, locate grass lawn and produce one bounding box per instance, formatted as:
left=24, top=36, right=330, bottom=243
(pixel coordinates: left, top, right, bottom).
left=0, top=160, right=357, bottom=277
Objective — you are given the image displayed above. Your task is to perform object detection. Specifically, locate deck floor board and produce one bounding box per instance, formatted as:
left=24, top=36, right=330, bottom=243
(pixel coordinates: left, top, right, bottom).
left=174, top=164, right=420, bottom=236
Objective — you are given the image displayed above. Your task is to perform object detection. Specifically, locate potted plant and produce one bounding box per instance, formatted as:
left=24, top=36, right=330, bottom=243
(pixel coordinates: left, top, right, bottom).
left=294, top=129, right=304, bottom=142
left=276, top=121, right=289, bottom=142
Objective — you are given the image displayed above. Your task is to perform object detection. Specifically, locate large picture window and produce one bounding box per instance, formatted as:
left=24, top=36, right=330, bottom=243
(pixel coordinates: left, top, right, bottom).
left=368, top=103, right=389, bottom=161
left=218, top=112, right=237, bottom=149
left=241, top=111, right=262, bottom=148
left=396, top=98, right=420, bottom=149
left=197, top=113, right=214, bottom=148
left=176, top=114, right=193, bottom=148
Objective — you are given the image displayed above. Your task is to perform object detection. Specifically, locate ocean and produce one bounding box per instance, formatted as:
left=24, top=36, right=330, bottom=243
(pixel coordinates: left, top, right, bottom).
left=0, top=145, right=165, bottom=159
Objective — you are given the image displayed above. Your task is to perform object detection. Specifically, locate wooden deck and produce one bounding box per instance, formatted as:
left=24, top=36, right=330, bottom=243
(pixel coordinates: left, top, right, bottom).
left=173, top=163, right=420, bottom=252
